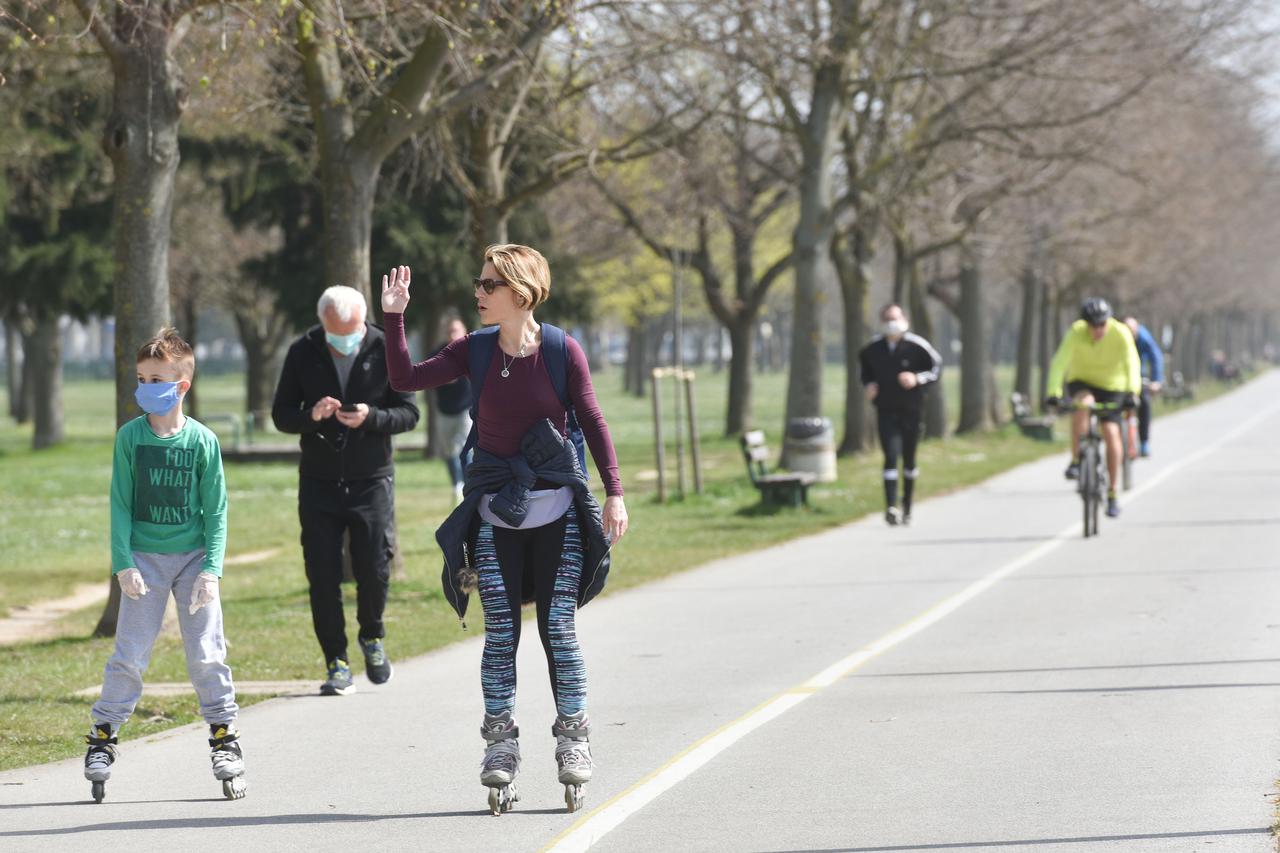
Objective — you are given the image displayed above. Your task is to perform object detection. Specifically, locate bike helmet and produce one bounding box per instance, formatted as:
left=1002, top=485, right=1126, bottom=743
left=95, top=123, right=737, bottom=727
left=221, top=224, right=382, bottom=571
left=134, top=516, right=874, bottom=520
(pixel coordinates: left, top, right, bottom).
left=1080, top=297, right=1112, bottom=327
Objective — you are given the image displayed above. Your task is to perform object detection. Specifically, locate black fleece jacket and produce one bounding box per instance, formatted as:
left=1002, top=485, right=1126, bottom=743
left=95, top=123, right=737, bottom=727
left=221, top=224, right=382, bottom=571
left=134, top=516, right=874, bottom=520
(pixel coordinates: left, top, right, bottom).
left=271, top=323, right=420, bottom=480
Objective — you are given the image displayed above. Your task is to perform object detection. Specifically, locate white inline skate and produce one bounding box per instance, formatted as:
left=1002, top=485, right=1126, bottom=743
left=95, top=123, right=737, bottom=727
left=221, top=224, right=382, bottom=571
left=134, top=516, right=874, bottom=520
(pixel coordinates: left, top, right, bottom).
left=553, top=712, right=593, bottom=813
left=480, top=711, right=520, bottom=816
left=83, top=724, right=118, bottom=803
left=209, top=723, right=247, bottom=799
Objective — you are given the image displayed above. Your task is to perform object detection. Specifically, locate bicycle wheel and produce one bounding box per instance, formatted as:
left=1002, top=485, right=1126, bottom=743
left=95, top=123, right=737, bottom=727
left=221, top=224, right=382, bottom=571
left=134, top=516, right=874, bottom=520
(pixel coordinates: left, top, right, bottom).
left=1121, top=415, right=1134, bottom=491
left=1080, top=442, right=1098, bottom=537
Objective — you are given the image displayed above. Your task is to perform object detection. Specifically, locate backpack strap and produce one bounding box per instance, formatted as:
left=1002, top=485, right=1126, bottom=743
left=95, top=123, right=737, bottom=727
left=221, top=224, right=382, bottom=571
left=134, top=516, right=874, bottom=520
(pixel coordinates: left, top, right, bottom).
left=539, top=323, right=589, bottom=478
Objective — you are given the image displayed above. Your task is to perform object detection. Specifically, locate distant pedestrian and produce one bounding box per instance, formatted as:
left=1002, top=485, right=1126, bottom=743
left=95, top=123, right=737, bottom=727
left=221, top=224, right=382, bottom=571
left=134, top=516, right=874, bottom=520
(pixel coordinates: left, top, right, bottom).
left=271, top=285, right=420, bottom=696
left=859, top=304, right=942, bottom=526
left=433, top=315, right=473, bottom=503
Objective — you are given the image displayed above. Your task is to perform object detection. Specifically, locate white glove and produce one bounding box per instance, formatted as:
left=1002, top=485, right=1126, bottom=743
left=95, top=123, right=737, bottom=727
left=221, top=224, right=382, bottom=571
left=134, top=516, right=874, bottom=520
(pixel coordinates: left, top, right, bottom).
left=189, top=572, right=220, bottom=615
left=117, top=568, right=149, bottom=600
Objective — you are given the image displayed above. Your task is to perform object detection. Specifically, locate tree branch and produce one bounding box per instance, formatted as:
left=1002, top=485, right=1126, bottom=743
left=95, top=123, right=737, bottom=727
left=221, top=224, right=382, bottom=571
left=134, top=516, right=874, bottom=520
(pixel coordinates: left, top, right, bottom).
left=70, top=0, right=122, bottom=58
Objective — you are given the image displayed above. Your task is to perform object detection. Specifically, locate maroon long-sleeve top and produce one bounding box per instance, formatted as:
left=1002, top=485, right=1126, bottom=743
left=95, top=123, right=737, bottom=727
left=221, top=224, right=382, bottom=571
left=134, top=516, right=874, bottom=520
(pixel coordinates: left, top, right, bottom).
left=384, top=312, right=623, bottom=497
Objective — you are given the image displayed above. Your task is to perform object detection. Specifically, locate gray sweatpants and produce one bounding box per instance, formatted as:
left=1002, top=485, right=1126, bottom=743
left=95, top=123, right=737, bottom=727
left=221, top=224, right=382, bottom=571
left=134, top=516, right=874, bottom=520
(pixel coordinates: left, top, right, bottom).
left=92, top=549, right=239, bottom=727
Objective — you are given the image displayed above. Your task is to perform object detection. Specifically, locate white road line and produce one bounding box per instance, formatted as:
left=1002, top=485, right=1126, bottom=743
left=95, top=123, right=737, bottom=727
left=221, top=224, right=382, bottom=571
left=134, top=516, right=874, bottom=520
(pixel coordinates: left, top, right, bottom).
left=542, top=398, right=1280, bottom=853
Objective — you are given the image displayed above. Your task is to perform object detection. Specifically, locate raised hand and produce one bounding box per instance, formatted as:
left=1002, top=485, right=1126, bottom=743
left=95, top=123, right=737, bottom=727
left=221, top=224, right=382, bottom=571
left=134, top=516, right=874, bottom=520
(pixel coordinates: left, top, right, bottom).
left=381, top=265, right=412, bottom=314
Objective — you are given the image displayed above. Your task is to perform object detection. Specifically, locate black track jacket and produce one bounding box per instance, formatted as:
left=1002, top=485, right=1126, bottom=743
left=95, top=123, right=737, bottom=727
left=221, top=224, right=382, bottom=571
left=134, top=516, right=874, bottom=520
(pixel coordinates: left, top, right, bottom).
left=858, top=333, right=943, bottom=414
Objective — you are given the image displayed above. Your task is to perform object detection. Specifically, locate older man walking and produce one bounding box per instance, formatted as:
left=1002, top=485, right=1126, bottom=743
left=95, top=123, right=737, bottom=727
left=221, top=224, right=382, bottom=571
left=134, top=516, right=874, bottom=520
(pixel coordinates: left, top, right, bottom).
left=272, top=285, right=420, bottom=695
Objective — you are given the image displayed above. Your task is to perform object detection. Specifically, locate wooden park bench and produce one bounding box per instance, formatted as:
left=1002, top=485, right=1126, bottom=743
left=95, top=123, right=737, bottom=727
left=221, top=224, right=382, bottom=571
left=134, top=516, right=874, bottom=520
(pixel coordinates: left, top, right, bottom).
left=1009, top=392, right=1055, bottom=441
left=740, top=430, right=817, bottom=507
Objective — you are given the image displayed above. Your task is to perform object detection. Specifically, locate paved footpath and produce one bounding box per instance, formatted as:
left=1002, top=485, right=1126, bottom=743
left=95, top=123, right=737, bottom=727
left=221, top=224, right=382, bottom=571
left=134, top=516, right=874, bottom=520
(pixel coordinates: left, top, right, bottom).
left=4, top=374, right=1280, bottom=853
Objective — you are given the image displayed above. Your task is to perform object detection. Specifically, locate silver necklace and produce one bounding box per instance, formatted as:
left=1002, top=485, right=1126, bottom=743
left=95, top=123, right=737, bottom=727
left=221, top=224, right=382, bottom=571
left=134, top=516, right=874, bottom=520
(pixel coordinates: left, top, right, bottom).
left=500, top=335, right=528, bottom=378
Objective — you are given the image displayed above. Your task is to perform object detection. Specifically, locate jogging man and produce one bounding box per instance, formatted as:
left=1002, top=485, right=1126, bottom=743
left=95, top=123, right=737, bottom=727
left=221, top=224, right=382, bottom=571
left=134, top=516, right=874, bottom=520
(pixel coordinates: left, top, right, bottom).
left=1045, top=298, right=1141, bottom=518
left=859, top=304, right=942, bottom=526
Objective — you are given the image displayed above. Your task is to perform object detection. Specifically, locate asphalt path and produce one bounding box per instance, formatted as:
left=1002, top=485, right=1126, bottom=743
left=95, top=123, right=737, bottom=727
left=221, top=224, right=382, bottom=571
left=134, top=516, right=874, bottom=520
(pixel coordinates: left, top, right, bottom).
left=4, top=373, right=1279, bottom=853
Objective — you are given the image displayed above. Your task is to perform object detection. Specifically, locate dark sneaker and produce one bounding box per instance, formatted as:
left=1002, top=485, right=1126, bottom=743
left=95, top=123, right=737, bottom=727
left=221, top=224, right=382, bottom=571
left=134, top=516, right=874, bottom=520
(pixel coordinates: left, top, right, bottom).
left=884, top=507, right=901, bottom=527
left=320, top=658, right=356, bottom=696
left=1106, top=498, right=1121, bottom=518
left=901, top=512, right=912, bottom=527
left=1064, top=462, right=1080, bottom=480
left=359, top=637, right=393, bottom=685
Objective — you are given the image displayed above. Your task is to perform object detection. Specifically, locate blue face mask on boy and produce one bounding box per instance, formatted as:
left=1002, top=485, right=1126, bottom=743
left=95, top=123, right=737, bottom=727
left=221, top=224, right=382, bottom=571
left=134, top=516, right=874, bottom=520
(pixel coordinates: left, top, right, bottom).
left=135, top=381, right=183, bottom=415
left=326, top=329, right=364, bottom=356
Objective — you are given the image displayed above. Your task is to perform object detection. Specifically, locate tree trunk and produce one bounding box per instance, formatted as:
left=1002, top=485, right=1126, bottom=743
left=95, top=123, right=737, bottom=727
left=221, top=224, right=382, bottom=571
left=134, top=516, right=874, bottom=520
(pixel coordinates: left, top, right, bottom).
left=5, top=318, right=20, bottom=420
left=177, top=291, right=199, bottom=418
left=625, top=322, right=645, bottom=397
left=319, top=156, right=380, bottom=302
left=16, top=328, right=35, bottom=425
left=725, top=320, right=755, bottom=436
left=783, top=80, right=844, bottom=454
left=30, top=314, right=64, bottom=449
left=232, top=308, right=288, bottom=431
left=101, top=14, right=184, bottom=429
left=469, top=207, right=510, bottom=259
left=955, top=252, right=990, bottom=433
left=833, top=230, right=870, bottom=454
left=1188, top=318, right=1202, bottom=380
left=583, top=326, right=603, bottom=372
left=1037, top=279, right=1054, bottom=406
left=84, top=2, right=188, bottom=640
left=1014, top=264, right=1038, bottom=399
left=907, top=259, right=946, bottom=439
left=418, top=303, right=443, bottom=459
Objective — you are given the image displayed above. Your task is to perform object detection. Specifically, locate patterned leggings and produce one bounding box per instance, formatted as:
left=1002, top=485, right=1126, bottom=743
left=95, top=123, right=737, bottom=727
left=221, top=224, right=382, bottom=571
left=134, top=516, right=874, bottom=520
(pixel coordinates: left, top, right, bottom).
left=475, top=504, right=587, bottom=717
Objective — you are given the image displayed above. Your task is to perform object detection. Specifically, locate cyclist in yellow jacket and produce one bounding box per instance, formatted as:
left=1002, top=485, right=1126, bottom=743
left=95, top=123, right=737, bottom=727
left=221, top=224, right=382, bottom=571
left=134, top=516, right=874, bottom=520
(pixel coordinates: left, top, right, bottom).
left=1045, top=297, right=1141, bottom=518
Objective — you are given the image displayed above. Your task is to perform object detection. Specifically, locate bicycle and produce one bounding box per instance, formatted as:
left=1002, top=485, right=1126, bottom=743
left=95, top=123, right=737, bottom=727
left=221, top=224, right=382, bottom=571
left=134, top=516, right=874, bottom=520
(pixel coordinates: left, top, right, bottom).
left=1050, top=400, right=1124, bottom=538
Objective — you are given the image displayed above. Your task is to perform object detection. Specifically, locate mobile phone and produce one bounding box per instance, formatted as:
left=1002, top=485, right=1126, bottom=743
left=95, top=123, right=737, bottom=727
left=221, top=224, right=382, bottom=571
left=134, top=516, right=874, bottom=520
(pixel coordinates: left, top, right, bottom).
left=340, top=403, right=358, bottom=412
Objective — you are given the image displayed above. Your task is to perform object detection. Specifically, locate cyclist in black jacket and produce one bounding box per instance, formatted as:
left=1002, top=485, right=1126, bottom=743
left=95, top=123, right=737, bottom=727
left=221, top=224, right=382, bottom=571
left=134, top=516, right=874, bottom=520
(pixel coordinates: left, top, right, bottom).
left=859, top=304, right=942, bottom=526
left=272, top=285, right=420, bottom=696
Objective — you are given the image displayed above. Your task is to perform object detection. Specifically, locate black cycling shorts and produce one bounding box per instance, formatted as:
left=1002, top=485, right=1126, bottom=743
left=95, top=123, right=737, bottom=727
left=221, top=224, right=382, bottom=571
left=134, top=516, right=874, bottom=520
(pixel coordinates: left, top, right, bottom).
left=1066, top=381, right=1124, bottom=423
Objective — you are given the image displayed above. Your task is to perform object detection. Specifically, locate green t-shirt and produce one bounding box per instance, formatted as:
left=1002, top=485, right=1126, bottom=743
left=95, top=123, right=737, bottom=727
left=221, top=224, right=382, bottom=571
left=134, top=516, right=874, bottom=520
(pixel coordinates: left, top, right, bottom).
left=109, top=416, right=227, bottom=576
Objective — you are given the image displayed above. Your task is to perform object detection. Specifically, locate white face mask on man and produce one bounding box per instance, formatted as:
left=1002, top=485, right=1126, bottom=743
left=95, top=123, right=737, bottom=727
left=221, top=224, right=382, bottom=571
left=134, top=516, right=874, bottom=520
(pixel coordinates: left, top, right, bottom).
left=882, top=319, right=909, bottom=338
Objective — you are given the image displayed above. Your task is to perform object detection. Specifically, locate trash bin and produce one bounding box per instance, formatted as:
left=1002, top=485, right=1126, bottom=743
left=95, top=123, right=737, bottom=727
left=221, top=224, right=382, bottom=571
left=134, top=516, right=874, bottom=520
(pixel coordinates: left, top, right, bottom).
left=783, top=417, right=837, bottom=482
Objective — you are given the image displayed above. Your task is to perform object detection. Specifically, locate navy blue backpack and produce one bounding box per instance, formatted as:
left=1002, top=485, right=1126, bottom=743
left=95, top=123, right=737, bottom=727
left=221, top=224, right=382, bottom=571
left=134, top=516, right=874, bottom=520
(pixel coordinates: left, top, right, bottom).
left=458, top=323, right=589, bottom=478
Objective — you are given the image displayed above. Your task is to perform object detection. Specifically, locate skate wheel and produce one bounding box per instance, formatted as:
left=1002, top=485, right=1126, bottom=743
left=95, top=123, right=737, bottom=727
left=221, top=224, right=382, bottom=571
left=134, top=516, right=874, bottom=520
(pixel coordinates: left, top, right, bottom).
left=565, top=784, right=584, bottom=813
left=91, top=781, right=105, bottom=804
left=488, top=786, right=502, bottom=816
left=222, top=776, right=247, bottom=800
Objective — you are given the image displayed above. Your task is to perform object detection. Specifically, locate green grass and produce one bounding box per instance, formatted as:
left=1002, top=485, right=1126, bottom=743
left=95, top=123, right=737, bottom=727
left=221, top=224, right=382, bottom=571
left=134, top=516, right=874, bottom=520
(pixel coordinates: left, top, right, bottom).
left=0, top=362, right=1254, bottom=770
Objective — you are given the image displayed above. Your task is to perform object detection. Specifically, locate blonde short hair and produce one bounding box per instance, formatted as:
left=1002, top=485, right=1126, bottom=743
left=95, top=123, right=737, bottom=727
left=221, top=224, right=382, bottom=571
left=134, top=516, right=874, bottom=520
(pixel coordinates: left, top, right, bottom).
left=485, top=244, right=551, bottom=310
left=136, top=327, right=195, bottom=379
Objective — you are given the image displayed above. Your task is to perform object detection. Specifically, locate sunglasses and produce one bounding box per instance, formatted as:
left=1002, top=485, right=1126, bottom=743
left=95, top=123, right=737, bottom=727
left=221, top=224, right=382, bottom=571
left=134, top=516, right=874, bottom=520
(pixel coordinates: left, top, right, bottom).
left=473, top=277, right=510, bottom=295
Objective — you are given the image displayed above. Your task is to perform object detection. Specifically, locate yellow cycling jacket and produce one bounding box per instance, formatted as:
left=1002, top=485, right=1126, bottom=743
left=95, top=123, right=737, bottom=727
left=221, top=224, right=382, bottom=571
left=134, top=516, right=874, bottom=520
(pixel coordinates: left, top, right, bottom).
left=1046, top=317, right=1142, bottom=398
